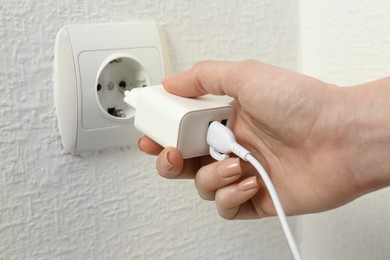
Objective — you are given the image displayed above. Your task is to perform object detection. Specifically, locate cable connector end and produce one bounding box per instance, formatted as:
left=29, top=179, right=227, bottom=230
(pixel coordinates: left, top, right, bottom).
left=207, top=121, right=250, bottom=161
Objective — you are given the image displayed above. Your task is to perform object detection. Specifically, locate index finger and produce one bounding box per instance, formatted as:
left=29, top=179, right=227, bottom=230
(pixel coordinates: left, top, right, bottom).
left=162, top=60, right=250, bottom=99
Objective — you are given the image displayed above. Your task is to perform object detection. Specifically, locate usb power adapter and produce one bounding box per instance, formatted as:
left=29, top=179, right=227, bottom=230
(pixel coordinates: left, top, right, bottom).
left=124, top=85, right=235, bottom=159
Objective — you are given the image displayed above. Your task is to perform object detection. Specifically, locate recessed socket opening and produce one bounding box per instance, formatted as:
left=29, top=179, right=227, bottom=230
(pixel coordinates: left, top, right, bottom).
left=209, top=119, right=229, bottom=127
left=221, top=119, right=228, bottom=126
left=96, top=55, right=150, bottom=119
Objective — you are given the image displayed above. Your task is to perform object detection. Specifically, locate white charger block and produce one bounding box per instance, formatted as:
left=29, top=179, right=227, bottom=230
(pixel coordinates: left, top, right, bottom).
left=124, top=85, right=236, bottom=159
left=54, top=23, right=169, bottom=153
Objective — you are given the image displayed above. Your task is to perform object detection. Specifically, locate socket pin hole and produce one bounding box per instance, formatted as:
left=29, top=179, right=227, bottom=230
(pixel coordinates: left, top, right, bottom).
left=107, top=107, right=115, bottom=115
left=109, top=58, right=122, bottom=63
left=97, top=83, right=102, bottom=91
left=119, top=81, right=127, bottom=89
left=107, top=82, right=114, bottom=90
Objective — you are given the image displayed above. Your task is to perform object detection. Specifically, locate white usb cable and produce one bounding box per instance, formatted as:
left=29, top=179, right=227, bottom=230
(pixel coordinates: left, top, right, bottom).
left=207, top=121, right=302, bottom=260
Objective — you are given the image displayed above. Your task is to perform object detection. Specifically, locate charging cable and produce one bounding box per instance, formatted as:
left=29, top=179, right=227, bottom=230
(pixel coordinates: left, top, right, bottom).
left=207, top=121, right=302, bottom=260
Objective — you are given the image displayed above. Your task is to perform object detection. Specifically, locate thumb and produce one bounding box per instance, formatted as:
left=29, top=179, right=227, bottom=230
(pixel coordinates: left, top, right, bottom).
left=162, top=60, right=243, bottom=99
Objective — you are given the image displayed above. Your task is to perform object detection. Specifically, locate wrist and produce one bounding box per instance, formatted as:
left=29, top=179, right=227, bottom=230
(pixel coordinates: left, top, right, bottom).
left=341, top=78, right=390, bottom=194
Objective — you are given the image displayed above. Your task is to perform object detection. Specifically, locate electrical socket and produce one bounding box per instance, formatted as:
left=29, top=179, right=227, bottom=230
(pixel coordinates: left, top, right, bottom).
left=97, top=54, right=149, bottom=119
left=54, top=23, right=169, bottom=153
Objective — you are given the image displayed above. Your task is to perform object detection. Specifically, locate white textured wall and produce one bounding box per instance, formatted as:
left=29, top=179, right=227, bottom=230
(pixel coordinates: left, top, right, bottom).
left=0, top=1, right=299, bottom=259
left=300, top=1, right=390, bottom=85
left=300, top=1, right=390, bottom=259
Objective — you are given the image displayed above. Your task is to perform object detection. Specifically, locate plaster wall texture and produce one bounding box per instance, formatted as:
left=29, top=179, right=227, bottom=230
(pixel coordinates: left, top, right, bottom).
left=299, top=1, right=390, bottom=259
left=0, top=0, right=299, bottom=259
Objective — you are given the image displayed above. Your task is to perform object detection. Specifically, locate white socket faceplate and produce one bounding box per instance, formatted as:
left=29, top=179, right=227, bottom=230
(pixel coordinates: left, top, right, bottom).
left=54, top=23, right=169, bottom=153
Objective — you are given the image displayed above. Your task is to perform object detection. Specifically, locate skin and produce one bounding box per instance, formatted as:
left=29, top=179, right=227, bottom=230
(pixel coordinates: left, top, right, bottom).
left=138, top=60, right=390, bottom=220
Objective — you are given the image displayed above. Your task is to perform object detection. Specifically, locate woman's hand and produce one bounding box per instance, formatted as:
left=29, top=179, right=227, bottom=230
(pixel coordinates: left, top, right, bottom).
left=138, top=60, right=390, bottom=219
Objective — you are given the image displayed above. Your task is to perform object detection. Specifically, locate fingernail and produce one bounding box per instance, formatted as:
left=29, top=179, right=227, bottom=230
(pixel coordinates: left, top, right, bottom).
left=217, top=158, right=241, bottom=178
left=238, top=176, right=258, bottom=191
left=161, top=150, right=173, bottom=171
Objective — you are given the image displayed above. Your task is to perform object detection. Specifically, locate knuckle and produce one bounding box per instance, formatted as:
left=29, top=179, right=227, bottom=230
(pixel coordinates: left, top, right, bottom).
left=194, top=164, right=217, bottom=191
left=215, top=189, right=234, bottom=209
left=239, top=59, right=259, bottom=68
left=191, top=60, right=214, bottom=81
left=192, top=60, right=212, bottom=71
